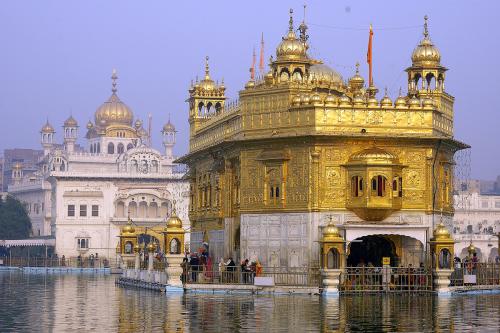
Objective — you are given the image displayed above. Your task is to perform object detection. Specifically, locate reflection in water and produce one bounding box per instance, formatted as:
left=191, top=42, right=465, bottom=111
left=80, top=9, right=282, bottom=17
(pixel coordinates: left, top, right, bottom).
left=1, top=272, right=500, bottom=332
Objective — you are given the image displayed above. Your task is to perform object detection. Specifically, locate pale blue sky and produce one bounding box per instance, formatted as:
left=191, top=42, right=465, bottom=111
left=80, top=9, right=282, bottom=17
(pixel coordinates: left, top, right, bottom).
left=0, top=1, right=498, bottom=179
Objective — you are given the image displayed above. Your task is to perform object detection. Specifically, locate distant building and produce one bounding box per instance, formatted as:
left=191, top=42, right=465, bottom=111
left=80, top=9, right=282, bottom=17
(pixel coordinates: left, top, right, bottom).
left=8, top=70, right=189, bottom=260
left=2, top=148, right=43, bottom=191
left=453, top=187, right=500, bottom=262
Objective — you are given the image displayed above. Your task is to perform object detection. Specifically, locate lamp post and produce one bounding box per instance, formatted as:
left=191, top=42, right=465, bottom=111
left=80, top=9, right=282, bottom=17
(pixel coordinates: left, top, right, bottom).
left=319, top=217, right=345, bottom=295
left=162, top=200, right=186, bottom=291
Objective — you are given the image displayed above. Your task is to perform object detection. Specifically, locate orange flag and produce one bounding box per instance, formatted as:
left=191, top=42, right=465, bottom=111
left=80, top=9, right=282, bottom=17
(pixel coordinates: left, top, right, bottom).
left=367, top=24, right=373, bottom=86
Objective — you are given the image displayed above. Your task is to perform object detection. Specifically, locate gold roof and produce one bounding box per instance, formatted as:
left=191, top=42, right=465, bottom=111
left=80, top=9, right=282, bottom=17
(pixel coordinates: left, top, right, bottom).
left=411, top=16, right=441, bottom=66
left=163, top=119, right=176, bottom=132
left=121, top=217, right=135, bottom=235
left=321, top=222, right=344, bottom=243
left=166, top=202, right=184, bottom=230
left=94, top=69, right=134, bottom=127
left=64, top=116, right=78, bottom=127
left=431, top=222, right=453, bottom=242
left=41, top=120, right=55, bottom=133
left=348, top=63, right=365, bottom=90
left=309, top=63, right=343, bottom=86
left=276, top=9, right=307, bottom=61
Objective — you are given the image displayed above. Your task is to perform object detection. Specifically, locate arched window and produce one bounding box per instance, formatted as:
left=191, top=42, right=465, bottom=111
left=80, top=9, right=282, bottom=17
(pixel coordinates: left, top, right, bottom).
left=425, top=72, right=436, bottom=90
left=107, top=142, right=115, bottom=154
left=392, top=176, right=403, bottom=198
left=96, top=143, right=100, bottom=153
left=198, top=102, right=204, bottom=116
left=138, top=201, right=147, bottom=218
left=116, top=201, right=125, bottom=218
left=90, top=144, right=94, bottom=154
left=117, top=143, right=124, bottom=154
left=124, top=241, right=133, bottom=254
left=280, top=69, right=290, bottom=82
left=438, top=249, right=451, bottom=269
left=351, top=176, right=364, bottom=197
left=128, top=201, right=137, bottom=218
left=148, top=202, right=158, bottom=218
left=169, top=238, right=181, bottom=254
left=215, top=102, right=222, bottom=114
left=207, top=102, right=213, bottom=114
left=327, top=248, right=340, bottom=269
left=151, top=160, right=159, bottom=173
left=160, top=201, right=171, bottom=217
left=292, top=69, right=303, bottom=82
left=371, top=175, right=387, bottom=197
left=127, top=143, right=134, bottom=150
left=467, top=225, right=473, bottom=234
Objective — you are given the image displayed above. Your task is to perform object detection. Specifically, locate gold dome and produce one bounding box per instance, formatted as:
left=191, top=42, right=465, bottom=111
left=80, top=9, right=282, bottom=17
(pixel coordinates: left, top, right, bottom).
left=199, top=56, right=217, bottom=91
left=422, top=97, right=435, bottom=109
left=380, top=88, right=393, bottom=107
left=338, top=94, right=351, bottom=107
left=276, top=10, right=307, bottom=61
left=163, top=120, right=176, bottom=132
left=310, top=92, right=322, bottom=105
left=166, top=207, right=183, bottom=230
left=41, top=120, right=55, bottom=133
left=95, top=70, right=134, bottom=127
left=292, top=94, right=302, bottom=106
left=411, top=16, right=441, bottom=66
left=64, top=116, right=78, bottom=127
left=308, top=64, right=343, bottom=86
left=122, top=223, right=135, bottom=234
left=321, top=222, right=344, bottom=243
left=324, top=93, right=337, bottom=106
left=432, top=222, right=453, bottom=241
left=467, top=242, right=476, bottom=254
left=348, top=63, right=365, bottom=91
left=367, top=96, right=379, bottom=107
left=301, top=94, right=311, bottom=105
left=353, top=95, right=365, bottom=107
left=395, top=89, right=407, bottom=108
left=349, top=147, right=399, bottom=165
left=408, top=96, right=421, bottom=108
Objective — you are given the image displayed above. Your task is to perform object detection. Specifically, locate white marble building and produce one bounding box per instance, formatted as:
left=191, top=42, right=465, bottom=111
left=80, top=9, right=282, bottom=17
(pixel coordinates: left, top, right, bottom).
left=8, top=70, right=189, bottom=259
left=453, top=190, right=500, bottom=262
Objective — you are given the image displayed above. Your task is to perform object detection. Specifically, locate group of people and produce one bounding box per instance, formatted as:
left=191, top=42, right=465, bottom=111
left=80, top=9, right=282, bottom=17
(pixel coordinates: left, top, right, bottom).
left=76, top=253, right=101, bottom=268
left=454, top=253, right=480, bottom=274
left=180, top=253, right=263, bottom=284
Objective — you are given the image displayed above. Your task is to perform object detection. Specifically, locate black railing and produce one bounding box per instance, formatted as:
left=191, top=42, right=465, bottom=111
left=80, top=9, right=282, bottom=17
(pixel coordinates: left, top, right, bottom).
left=450, top=263, right=500, bottom=286
left=340, top=266, right=433, bottom=293
left=1, top=256, right=110, bottom=268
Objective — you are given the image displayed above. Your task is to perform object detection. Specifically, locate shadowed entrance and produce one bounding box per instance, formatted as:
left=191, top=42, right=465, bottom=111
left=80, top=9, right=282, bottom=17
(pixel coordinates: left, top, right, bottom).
left=347, top=235, right=398, bottom=267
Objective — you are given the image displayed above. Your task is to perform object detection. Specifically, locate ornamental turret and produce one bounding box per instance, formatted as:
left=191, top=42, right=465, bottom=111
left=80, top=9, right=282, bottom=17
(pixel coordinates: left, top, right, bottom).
left=188, top=57, right=226, bottom=132
left=63, top=115, right=78, bottom=153
left=40, top=120, right=55, bottom=155
left=162, top=118, right=176, bottom=159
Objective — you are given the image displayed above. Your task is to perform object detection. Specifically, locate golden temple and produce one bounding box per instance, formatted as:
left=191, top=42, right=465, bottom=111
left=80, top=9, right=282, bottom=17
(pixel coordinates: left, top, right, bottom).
left=177, top=11, right=468, bottom=268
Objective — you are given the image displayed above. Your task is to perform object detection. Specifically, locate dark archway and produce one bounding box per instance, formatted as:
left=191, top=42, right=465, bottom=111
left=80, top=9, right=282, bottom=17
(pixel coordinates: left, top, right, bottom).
left=347, top=235, right=398, bottom=267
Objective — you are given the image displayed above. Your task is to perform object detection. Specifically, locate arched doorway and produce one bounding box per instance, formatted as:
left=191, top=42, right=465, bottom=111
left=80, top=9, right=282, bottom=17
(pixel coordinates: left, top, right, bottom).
left=347, top=235, right=398, bottom=267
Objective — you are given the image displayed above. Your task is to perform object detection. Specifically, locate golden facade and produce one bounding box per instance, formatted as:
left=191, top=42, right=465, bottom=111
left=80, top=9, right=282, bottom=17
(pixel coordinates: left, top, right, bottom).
left=178, top=11, right=468, bottom=266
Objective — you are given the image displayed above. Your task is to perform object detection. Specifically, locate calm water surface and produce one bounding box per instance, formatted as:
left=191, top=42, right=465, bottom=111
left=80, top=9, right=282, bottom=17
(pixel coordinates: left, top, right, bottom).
left=1, top=271, right=500, bottom=332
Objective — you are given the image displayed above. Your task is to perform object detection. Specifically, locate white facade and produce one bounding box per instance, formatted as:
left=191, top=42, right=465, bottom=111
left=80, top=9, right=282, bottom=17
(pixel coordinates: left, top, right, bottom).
left=453, top=191, right=500, bottom=262
left=8, top=71, right=189, bottom=260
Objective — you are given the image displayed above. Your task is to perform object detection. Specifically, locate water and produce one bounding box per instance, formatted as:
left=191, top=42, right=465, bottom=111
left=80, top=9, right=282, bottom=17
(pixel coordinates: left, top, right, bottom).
left=1, top=271, right=500, bottom=332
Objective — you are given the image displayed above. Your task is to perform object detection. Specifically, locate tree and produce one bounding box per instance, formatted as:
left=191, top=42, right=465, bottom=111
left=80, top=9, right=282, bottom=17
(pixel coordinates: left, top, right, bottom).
left=0, top=195, right=32, bottom=239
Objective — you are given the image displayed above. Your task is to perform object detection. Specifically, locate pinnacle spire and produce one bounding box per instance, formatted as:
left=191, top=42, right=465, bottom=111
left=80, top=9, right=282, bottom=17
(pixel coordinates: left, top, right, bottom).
left=288, top=8, right=294, bottom=33
left=204, top=56, right=210, bottom=80
left=423, top=15, right=429, bottom=39
left=111, top=69, right=118, bottom=94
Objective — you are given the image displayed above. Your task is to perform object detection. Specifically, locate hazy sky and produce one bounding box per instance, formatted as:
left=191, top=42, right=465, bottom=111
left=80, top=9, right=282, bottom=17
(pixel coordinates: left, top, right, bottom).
left=0, top=1, right=498, bottom=179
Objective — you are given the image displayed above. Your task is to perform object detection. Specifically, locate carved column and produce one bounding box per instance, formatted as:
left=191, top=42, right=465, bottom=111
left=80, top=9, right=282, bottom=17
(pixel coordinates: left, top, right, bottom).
left=311, top=149, right=321, bottom=210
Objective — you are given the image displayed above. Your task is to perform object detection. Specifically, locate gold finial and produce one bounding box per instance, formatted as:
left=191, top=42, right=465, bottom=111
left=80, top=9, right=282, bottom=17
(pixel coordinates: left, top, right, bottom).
left=172, top=199, right=177, bottom=215
left=111, top=69, right=118, bottom=94
left=423, top=15, right=429, bottom=38
left=399, top=87, right=402, bottom=96
left=355, top=62, right=360, bottom=74
left=204, top=56, right=210, bottom=80
left=384, top=86, right=388, bottom=96
left=303, top=4, right=306, bottom=23
left=289, top=8, right=294, bottom=32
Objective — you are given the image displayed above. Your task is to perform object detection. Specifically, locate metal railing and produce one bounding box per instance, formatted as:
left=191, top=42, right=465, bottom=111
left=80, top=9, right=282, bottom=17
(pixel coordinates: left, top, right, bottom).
left=0, top=256, right=110, bottom=268
left=184, top=265, right=320, bottom=287
left=340, top=266, right=433, bottom=293
left=450, top=263, right=500, bottom=286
